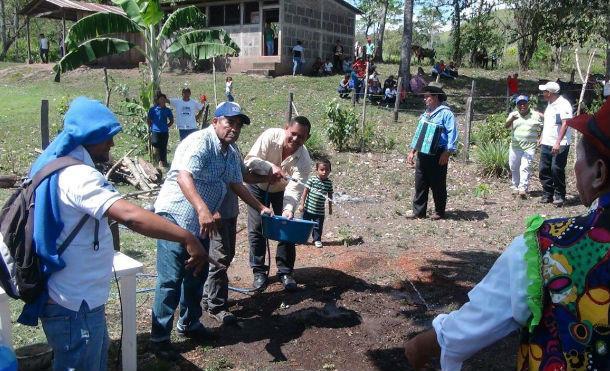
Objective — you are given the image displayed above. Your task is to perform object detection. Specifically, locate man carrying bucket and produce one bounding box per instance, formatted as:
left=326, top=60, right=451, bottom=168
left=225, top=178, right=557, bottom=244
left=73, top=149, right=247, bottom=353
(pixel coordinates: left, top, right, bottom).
left=244, top=116, right=312, bottom=292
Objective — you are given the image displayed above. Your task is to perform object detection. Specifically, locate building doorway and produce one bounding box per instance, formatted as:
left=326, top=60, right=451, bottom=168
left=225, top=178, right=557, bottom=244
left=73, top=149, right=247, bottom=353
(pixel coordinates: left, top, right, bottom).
left=262, top=8, right=279, bottom=56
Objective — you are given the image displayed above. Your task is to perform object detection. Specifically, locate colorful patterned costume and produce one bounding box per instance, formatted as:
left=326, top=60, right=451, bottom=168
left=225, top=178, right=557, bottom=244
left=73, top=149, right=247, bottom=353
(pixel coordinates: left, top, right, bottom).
left=518, top=194, right=610, bottom=370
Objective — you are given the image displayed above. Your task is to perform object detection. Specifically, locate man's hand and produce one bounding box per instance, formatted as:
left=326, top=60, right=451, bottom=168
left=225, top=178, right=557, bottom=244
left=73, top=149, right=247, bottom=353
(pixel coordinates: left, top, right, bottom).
left=260, top=206, right=274, bottom=216
left=269, top=164, right=286, bottom=184
left=439, top=151, right=450, bottom=166
left=282, top=210, right=294, bottom=219
left=198, top=208, right=218, bottom=237
left=404, top=329, right=440, bottom=370
left=551, top=142, right=560, bottom=155
left=183, top=234, right=224, bottom=275
left=297, top=204, right=304, bottom=213
left=213, top=211, right=222, bottom=230
left=407, top=150, right=416, bottom=167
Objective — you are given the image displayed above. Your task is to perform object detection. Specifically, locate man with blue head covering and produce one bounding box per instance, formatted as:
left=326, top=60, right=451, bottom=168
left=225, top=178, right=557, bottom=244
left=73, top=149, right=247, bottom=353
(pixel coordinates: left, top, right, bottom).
left=21, top=97, right=213, bottom=371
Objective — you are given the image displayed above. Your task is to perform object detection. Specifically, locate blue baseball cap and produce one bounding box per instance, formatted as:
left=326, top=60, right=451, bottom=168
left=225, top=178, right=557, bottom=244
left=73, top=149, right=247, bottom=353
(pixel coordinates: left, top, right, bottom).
left=214, top=101, right=251, bottom=125
left=515, top=95, right=529, bottom=104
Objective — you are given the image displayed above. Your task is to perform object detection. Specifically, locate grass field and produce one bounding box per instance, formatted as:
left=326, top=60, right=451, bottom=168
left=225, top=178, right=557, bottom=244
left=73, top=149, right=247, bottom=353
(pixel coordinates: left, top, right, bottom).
left=0, top=61, right=588, bottom=370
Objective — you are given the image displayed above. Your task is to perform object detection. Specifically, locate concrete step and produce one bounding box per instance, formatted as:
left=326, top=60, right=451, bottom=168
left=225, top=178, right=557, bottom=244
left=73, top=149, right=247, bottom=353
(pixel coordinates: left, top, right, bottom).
left=252, top=62, right=280, bottom=69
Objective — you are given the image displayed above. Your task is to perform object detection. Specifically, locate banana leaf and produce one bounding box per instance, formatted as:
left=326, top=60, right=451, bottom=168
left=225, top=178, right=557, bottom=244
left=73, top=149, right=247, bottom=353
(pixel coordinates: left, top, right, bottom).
left=54, top=38, right=135, bottom=82
left=166, top=29, right=240, bottom=60
left=159, top=6, right=207, bottom=40
left=112, top=0, right=163, bottom=27
left=65, top=12, right=141, bottom=50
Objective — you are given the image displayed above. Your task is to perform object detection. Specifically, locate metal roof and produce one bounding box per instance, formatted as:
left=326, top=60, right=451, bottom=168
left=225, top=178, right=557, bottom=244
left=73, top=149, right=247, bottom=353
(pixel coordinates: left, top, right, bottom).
left=162, top=0, right=362, bottom=15
left=19, top=0, right=124, bottom=21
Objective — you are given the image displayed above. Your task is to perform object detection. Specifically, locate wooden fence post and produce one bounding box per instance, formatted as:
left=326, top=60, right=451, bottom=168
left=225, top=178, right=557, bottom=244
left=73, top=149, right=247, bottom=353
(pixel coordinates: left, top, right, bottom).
left=360, top=61, right=370, bottom=151
left=461, top=80, right=475, bottom=161
left=286, top=92, right=294, bottom=122
left=41, top=99, right=49, bottom=149
left=393, top=76, right=402, bottom=123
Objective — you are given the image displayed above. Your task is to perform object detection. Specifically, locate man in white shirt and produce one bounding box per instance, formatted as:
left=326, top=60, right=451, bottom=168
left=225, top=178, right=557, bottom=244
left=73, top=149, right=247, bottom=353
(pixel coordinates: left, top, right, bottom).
left=28, top=97, right=212, bottom=371
left=538, top=81, right=572, bottom=207
left=169, top=87, right=205, bottom=141
left=537, top=81, right=573, bottom=206
left=39, top=33, right=49, bottom=63
left=244, top=116, right=312, bottom=292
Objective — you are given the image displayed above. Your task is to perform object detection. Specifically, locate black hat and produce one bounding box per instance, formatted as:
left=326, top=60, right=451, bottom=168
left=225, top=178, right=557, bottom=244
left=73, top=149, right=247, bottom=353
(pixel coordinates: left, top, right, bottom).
left=423, top=83, right=447, bottom=102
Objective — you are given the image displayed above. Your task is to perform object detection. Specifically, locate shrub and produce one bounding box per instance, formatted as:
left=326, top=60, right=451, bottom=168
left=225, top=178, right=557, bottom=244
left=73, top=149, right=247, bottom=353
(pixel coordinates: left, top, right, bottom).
left=325, top=100, right=359, bottom=151
left=305, top=127, right=327, bottom=159
left=472, top=112, right=510, bottom=145
left=475, top=140, right=509, bottom=177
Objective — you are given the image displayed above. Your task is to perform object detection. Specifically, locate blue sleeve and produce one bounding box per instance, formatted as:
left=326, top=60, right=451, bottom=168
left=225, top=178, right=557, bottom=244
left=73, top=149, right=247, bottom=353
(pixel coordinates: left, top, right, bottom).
left=444, top=111, right=459, bottom=153
left=166, top=108, right=173, bottom=119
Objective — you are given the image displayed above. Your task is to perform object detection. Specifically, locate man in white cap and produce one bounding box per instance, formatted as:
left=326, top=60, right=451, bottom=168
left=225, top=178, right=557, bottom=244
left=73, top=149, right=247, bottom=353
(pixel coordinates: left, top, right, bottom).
left=537, top=81, right=573, bottom=206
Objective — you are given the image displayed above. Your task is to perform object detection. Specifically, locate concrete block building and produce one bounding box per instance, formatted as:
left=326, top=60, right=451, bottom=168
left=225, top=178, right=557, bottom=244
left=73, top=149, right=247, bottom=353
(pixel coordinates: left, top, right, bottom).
left=166, top=0, right=361, bottom=76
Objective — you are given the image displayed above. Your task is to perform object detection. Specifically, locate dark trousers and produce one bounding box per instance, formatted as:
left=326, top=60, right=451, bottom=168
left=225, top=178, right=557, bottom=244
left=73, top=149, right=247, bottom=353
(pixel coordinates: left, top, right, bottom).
left=302, top=211, right=324, bottom=242
left=413, top=152, right=448, bottom=217
left=333, top=55, right=342, bottom=73
left=150, top=131, right=169, bottom=163
left=247, top=185, right=295, bottom=275
left=179, top=129, right=198, bottom=141
left=539, top=144, right=569, bottom=199
left=202, top=217, right=236, bottom=314
left=40, top=48, right=49, bottom=63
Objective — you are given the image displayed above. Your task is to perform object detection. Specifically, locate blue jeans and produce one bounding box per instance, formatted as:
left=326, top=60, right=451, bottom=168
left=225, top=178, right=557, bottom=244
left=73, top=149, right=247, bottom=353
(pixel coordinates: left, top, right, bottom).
left=40, top=302, right=108, bottom=371
left=179, top=128, right=198, bottom=141
left=292, top=58, right=302, bottom=76
left=225, top=93, right=234, bottom=102
left=266, top=41, right=274, bottom=56
left=151, top=214, right=210, bottom=342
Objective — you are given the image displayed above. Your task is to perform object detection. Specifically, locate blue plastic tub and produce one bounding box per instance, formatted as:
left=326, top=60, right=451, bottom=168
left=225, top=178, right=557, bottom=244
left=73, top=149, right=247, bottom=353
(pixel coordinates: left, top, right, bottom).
left=261, top=215, right=318, bottom=244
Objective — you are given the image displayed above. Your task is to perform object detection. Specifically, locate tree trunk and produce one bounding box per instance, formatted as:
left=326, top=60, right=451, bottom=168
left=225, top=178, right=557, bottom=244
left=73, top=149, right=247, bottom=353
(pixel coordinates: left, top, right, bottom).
left=451, top=0, right=461, bottom=64
left=553, top=46, right=562, bottom=72
left=374, top=0, right=388, bottom=62
left=606, top=9, right=610, bottom=77
left=398, top=0, right=414, bottom=95
left=0, top=0, right=7, bottom=60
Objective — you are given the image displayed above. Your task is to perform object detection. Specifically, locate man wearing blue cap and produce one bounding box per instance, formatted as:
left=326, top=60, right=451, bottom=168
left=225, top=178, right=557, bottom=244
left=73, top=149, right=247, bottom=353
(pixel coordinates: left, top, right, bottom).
left=505, top=95, right=542, bottom=198
left=151, top=101, right=273, bottom=358
left=19, top=97, right=214, bottom=371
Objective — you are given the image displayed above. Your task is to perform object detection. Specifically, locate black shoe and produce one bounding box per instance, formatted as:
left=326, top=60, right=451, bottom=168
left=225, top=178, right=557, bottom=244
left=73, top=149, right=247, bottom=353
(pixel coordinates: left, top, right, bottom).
left=253, top=272, right=268, bottom=292
left=209, top=310, right=238, bottom=325
left=150, top=340, right=179, bottom=361
left=279, top=274, right=298, bottom=292
left=539, top=196, right=553, bottom=204
left=176, top=325, right=216, bottom=342
left=553, top=196, right=565, bottom=207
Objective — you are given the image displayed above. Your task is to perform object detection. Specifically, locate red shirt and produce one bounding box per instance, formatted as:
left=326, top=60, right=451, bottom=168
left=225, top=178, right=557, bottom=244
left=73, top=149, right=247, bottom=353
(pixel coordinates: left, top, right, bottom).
left=507, top=77, right=519, bottom=95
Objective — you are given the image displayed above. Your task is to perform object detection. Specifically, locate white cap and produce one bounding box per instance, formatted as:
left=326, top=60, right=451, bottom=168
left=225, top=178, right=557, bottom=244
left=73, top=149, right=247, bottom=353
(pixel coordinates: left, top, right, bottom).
left=538, top=81, right=560, bottom=93
left=604, top=82, right=610, bottom=98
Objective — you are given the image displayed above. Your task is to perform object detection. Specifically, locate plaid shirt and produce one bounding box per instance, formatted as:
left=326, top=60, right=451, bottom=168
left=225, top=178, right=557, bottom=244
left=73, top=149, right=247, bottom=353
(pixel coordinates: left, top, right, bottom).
left=154, top=126, right=243, bottom=236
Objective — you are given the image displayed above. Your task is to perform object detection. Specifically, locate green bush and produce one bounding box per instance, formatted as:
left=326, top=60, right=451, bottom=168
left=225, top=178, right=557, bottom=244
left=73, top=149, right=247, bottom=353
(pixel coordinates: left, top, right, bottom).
left=305, top=127, right=327, bottom=159
left=472, top=112, right=510, bottom=145
left=475, top=140, right=509, bottom=177
left=325, top=100, right=359, bottom=151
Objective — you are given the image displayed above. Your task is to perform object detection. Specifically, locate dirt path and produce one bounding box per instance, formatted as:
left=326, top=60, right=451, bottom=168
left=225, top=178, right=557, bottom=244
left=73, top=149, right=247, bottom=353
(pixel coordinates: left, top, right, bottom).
left=115, top=151, right=583, bottom=370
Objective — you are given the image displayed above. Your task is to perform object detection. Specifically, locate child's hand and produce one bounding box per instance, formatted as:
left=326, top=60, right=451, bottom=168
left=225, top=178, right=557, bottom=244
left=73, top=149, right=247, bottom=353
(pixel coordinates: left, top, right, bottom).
left=297, top=205, right=304, bottom=213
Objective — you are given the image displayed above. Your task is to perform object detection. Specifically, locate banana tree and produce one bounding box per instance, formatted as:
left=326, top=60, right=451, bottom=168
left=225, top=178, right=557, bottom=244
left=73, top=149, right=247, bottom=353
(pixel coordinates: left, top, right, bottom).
left=53, top=0, right=240, bottom=96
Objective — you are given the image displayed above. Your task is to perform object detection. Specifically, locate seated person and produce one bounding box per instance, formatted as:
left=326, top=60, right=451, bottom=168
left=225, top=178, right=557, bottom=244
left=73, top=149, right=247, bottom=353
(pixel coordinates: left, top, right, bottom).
left=431, top=60, right=454, bottom=79
left=446, top=61, right=458, bottom=77
left=342, top=58, right=352, bottom=74
left=410, top=67, right=428, bottom=94
left=311, top=57, right=324, bottom=76
left=383, top=85, right=397, bottom=106
left=323, top=58, right=333, bottom=76
left=367, top=78, right=383, bottom=103
left=384, top=75, right=397, bottom=91
left=337, top=74, right=351, bottom=98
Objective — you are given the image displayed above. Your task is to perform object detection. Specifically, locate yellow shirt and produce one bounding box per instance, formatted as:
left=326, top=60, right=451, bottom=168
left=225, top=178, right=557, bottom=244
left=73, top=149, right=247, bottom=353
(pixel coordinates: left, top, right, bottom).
left=244, top=128, right=312, bottom=212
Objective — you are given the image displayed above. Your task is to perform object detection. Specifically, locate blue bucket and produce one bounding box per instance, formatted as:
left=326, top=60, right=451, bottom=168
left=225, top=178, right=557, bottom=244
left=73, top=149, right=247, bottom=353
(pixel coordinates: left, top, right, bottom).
left=261, top=215, right=318, bottom=244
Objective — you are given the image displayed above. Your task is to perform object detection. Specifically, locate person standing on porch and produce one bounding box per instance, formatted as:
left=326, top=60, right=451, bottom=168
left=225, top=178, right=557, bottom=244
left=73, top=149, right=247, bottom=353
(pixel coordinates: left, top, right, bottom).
left=291, top=40, right=304, bottom=76
left=264, top=22, right=275, bottom=56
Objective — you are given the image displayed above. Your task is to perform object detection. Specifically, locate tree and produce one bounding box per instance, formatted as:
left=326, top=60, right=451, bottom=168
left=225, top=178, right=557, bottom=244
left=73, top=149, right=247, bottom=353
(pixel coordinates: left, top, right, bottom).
left=0, top=0, right=27, bottom=60
left=398, top=0, right=414, bottom=94
left=373, top=0, right=402, bottom=62
left=413, top=6, right=444, bottom=48
left=54, top=0, right=239, bottom=96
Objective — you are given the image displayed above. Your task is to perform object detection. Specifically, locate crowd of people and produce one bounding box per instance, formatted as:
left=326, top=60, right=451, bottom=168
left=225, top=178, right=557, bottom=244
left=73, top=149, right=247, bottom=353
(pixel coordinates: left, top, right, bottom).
left=9, top=46, right=610, bottom=370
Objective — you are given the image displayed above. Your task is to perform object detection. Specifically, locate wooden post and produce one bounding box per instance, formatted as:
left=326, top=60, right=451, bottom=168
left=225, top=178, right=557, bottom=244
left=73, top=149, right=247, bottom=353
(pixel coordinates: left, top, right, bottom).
left=62, top=12, right=66, bottom=57
left=40, top=100, right=49, bottom=149
left=103, top=68, right=111, bottom=107
left=286, top=92, right=293, bottom=122
left=360, top=61, right=370, bottom=151
left=26, top=18, right=31, bottom=63
left=351, top=77, right=357, bottom=107
left=461, top=80, right=475, bottom=161
left=393, top=76, right=402, bottom=122
left=212, top=57, right=217, bottom=106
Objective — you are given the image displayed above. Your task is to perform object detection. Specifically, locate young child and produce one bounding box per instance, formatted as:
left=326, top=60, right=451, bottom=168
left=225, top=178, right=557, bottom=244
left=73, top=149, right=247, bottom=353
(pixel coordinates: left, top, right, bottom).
left=299, top=159, right=333, bottom=248
left=338, top=74, right=351, bottom=99
left=147, top=93, right=174, bottom=168
left=323, top=58, right=333, bottom=76
left=225, top=76, right=234, bottom=102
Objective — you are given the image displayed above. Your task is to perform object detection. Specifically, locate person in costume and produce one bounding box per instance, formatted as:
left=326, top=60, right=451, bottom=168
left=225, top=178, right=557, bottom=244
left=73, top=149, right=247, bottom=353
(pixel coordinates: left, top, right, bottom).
left=404, top=98, right=610, bottom=371
left=406, top=84, right=458, bottom=220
